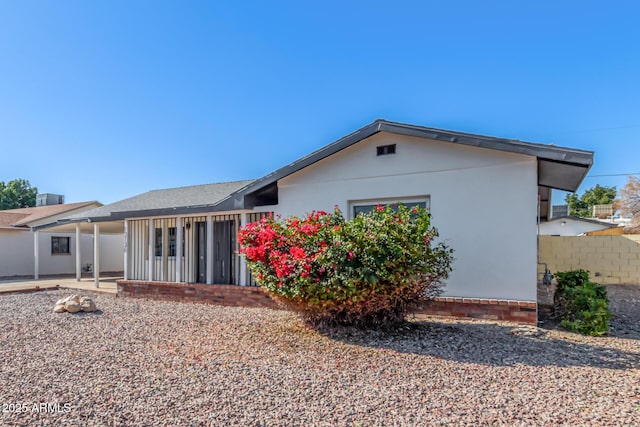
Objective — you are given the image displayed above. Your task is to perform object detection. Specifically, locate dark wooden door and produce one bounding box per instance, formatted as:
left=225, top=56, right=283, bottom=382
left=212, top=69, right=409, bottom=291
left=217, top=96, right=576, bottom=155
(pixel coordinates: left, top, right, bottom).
left=213, top=220, right=233, bottom=283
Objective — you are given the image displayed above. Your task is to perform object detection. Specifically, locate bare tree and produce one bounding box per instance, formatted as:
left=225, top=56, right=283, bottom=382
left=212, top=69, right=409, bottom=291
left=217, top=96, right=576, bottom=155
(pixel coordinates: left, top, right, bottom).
left=614, top=176, right=640, bottom=231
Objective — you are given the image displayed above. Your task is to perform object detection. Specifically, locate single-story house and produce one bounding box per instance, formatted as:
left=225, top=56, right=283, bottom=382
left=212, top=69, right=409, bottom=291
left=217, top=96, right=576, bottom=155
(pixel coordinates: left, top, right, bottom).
left=37, top=120, right=593, bottom=323
left=0, top=201, right=124, bottom=279
left=539, top=216, right=619, bottom=236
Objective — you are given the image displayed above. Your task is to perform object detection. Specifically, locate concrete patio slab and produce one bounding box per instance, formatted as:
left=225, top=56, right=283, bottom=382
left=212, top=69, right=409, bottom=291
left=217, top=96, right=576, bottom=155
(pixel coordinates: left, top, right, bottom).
left=0, top=276, right=119, bottom=295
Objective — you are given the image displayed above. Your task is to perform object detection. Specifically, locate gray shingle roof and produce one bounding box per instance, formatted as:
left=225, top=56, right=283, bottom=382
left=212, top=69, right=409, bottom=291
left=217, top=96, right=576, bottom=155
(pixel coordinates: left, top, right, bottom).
left=63, top=180, right=255, bottom=221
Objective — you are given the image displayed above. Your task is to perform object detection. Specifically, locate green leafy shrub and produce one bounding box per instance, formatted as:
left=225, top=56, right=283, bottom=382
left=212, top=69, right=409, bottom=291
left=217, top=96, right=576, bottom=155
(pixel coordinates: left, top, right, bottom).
left=239, top=205, right=453, bottom=327
left=553, top=269, right=612, bottom=336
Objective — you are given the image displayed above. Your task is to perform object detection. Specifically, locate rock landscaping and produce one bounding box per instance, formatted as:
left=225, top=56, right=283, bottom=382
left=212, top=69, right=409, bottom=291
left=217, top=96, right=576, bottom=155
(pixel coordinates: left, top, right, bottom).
left=53, top=294, right=97, bottom=314
left=0, top=289, right=638, bottom=426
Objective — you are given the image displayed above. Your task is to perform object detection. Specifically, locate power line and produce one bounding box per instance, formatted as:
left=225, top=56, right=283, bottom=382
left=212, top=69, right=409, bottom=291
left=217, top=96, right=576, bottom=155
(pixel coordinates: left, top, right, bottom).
left=586, top=172, right=640, bottom=178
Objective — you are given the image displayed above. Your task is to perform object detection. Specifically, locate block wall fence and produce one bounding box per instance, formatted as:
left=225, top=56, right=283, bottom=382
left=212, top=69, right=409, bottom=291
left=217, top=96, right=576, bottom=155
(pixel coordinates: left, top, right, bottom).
left=539, top=235, right=640, bottom=285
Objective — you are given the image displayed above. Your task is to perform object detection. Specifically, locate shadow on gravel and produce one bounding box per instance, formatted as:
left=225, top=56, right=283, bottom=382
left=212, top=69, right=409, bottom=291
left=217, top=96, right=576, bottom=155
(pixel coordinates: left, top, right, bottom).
left=62, top=309, right=104, bottom=316
left=319, top=320, right=640, bottom=370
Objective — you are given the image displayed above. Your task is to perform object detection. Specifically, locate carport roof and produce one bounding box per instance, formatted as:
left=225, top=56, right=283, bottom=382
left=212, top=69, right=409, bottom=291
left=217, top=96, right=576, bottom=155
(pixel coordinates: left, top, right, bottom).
left=0, top=201, right=100, bottom=229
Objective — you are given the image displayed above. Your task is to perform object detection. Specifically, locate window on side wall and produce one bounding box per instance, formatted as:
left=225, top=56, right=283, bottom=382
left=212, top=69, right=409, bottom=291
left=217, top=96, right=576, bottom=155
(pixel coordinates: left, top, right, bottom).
left=168, top=227, right=177, bottom=257
left=154, top=227, right=179, bottom=257
left=350, top=197, right=430, bottom=218
left=51, top=236, right=70, bottom=255
left=154, top=228, right=162, bottom=257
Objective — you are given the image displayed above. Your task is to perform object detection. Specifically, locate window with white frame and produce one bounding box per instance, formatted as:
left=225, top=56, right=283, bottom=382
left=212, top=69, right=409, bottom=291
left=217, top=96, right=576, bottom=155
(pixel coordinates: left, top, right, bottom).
left=155, top=227, right=179, bottom=257
left=350, top=197, right=430, bottom=218
left=51, top=236, right=70, bottom=254
left=154, top=228, right=163, bottom=257
left=168, top=227, right=177, bottom=257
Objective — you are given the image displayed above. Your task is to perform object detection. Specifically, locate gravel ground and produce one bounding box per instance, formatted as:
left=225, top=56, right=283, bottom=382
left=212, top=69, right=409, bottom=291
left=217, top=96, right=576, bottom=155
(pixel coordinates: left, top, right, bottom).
left=0, top=290, right=638, bottom=426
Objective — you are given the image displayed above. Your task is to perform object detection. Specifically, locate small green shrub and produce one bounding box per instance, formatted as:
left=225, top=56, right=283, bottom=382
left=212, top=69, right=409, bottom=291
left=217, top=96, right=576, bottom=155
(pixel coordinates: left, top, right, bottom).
left=553, top=269, right=612, bottom=336
left=239, top=205, right=454, bottom=327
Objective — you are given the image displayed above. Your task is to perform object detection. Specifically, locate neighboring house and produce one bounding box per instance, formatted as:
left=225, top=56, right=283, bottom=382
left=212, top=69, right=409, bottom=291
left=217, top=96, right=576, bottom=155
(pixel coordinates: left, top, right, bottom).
left=38, top=120, right=593, bottom=322
left=539, top=216, right=619, bottom=236
left=551, top=204, right=569, bottom=218
left=0, top=201, right=124, bottom=279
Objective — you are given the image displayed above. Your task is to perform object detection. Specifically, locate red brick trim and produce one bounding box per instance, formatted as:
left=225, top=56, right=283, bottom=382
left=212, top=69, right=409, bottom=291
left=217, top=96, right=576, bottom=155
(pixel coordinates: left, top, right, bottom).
left=116, top=281, right=537, bottom=324
left=116, top=280, right=278, bottom=309
left=415, top=297, right=537, bottom=325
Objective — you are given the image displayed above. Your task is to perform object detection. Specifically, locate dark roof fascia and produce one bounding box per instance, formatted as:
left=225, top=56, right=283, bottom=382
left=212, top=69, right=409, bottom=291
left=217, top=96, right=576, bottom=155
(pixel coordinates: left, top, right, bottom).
left=32, top=217, right=91, bottom=231
left=377, top=121, right=594, bottom=166
left=106, top=201, right=246, bottom=220
left=232, top=121, right=384, bottom=200
left=232, top=119, right=594, bottom=204
left=34, top=197, right=250, bottom=228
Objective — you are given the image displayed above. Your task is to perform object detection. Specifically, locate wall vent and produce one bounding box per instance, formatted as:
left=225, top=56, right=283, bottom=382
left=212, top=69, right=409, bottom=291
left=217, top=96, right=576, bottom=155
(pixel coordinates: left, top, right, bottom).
left=376, top=144, right=396, bottom=156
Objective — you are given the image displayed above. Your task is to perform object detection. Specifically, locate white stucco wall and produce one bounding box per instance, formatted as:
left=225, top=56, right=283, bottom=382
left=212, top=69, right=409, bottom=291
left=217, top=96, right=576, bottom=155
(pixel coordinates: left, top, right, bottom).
left=539, top=219, right=613, bottom=236
left=95, top=234, right=125, bottom=272
left=0, top=229, right=34, bottom=277
left=0, top=230, right=124, bottom=278
left=267, top=132, right=539, bottom=301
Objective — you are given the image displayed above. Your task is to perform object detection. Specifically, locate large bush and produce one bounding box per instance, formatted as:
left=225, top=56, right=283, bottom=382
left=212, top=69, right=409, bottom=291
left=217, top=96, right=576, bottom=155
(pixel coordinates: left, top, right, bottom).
left=239, top=205, right=453, bottom=327
left=553, top=269, right=612, bottom=336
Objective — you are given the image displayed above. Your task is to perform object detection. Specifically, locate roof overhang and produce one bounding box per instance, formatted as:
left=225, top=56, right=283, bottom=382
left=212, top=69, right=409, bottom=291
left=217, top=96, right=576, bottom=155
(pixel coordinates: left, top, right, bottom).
left=537, top=159, right=591, bottom=192
left=33, top=218, right=125, bottom=234
left=236, top=119, right=594, bottom=203
left=0, top=225, right=29, bottom=231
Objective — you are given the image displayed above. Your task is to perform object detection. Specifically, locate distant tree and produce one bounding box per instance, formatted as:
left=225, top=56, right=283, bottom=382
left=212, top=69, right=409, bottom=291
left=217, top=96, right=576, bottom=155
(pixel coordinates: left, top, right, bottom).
left=0, top=179, right=38, bottom=210
left=565, top=184, right=616, bottom=218
left=614, top=176, right=640, bottom=230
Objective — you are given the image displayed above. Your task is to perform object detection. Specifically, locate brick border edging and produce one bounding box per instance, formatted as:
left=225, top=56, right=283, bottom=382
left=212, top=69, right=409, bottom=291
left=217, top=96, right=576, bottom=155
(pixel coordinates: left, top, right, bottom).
left=117, top=280, right=279, bottom=309
left=416, top=297, right=537, bottom=325
left=117, top=280, right=537, bottom=324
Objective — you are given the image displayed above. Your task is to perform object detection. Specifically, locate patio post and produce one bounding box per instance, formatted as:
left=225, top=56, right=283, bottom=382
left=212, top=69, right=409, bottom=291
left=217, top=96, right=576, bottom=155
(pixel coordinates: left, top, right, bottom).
left=93, top=223, right=100, bottom=288
left=33, top=230, right=40, bottom=280
left=176, top=217, right=182, bottom=282
left=239, top=213, right=247, bottom=286
left=75, top=224, right=81, bottom=281
left=162, top=219, right=169, bottom=281
left=123, top=219, right=129, bottom=280
left=148, top=220, right=154, bottom=281
left=206, top=215, right=213, bottom=284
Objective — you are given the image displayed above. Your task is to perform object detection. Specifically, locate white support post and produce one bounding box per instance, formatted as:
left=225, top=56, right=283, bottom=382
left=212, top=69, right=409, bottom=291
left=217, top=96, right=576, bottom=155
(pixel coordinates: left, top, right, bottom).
left=206, top=215, right=213, bottom=284
left=239, top=213, right=248, bottom=286
left=33, top=230, right=40, bottom=280
left=123, top=219, right=129, bottom=280
left=162, top=219, right=169, bottom=281
left=176, top=217, right=183, bottom=282
left=75, top=224, right=81, bottom=281
left=93, top=223, right=100, bottom=288
left=148, top=220, right=154, bottom=281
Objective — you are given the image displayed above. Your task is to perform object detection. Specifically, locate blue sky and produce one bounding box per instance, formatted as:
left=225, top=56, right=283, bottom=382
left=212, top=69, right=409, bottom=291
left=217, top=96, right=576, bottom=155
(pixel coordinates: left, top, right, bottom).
left=1, top=1, right=639, bottom=206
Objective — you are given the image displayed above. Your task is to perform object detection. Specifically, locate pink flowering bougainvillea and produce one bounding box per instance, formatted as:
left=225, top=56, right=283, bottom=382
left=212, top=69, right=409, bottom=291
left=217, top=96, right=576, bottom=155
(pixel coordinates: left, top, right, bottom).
left=239, top=205, right=453, bottom=327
